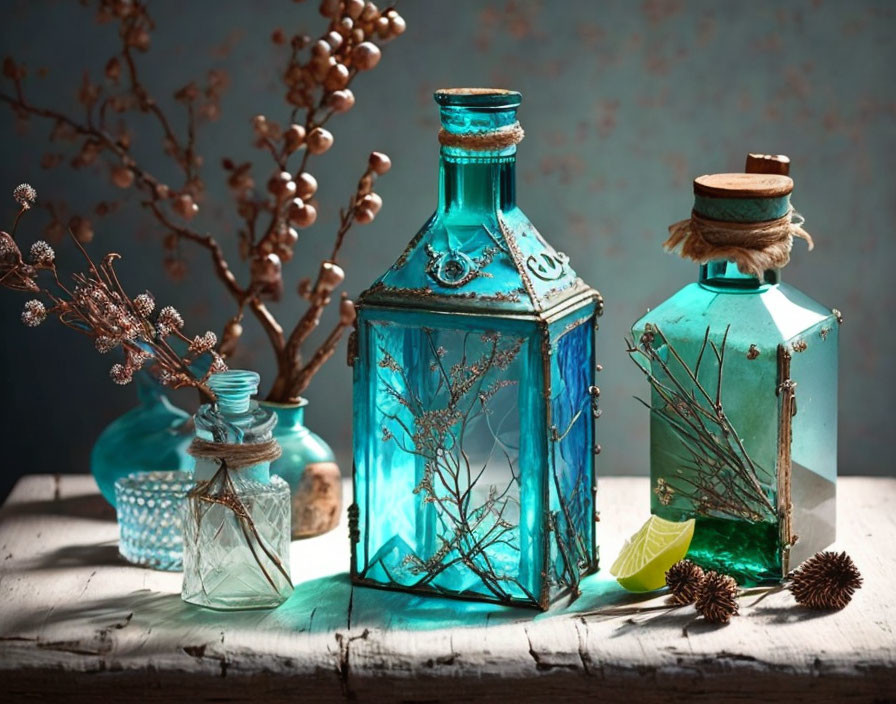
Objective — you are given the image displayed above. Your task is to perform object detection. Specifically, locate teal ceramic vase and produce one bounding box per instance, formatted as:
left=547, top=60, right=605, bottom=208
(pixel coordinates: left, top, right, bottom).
left=91, top=371, right=193, bottom=507
left=260, top=400, right=342, bottom=539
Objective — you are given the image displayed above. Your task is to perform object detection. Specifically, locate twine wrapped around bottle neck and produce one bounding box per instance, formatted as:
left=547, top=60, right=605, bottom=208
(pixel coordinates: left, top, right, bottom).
left=438, top=122, right=524, bottom=151
left=664, top=209, right=814, bottom=278
left=188, top=438, right=282, bottom=470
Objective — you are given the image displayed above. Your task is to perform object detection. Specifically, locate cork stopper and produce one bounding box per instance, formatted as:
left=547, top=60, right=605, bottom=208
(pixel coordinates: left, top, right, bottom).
left=693, top=172, right=793, bottom=198
left=745, top=153, right=791, bottom=176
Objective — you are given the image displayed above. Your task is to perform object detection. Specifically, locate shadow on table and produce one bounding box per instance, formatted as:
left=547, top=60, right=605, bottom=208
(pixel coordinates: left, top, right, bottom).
left=26, top=541, right=124, bottom=569
left=1, top=573, right=842, bottom=654
left=0, top=493, right=115, bottom=522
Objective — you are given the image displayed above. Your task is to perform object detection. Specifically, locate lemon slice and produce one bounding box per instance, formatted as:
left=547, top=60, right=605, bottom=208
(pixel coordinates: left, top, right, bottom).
left=610, top=515, right=696, bottom=592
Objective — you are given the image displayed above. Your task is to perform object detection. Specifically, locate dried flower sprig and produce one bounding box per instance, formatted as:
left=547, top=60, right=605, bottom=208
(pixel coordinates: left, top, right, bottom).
left=789, top=551, right=862, bottom=610
left=0, top=186, right=223, bottom=400
left=1, top=0, right=405, bottom=403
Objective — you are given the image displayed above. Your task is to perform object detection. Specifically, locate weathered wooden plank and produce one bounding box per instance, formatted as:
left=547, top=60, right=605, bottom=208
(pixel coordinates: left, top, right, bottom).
left=0, top=475, right=893, bottom=702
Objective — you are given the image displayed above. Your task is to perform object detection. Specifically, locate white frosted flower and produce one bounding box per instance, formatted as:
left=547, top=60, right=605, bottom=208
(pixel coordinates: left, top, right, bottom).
left=95, top=336, right=117, bottom=353
left=188, top=331, right=218, bottom=354
left=158, top=305, right=184, bottom=330
left=13, top=183, right=37, bottom=209
left=21, top=299, right=46, bottom=327
left=110, top=363, right=133, bottom=385
left=29, top=240, right=55, bottom=265
left=133, top=292, right=155, bottom=317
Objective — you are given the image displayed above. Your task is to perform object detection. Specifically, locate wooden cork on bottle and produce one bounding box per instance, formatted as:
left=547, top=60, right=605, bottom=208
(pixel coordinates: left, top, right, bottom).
left=745, top=153, right=791, bottom=176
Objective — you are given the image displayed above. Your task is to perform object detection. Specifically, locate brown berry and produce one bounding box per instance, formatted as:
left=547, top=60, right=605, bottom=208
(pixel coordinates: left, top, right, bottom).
left=288, top=199, right=317, bottom=228
left=307, top=127, right=334, bottom=154
left=173, top=193, right=198, bottom=220
left=346, top=0, right=365, bottom=19
left=312, top=39, right=332, bottom=59
left=339, top=296, right=357, bottom=325
left=324, top=63, right=350, bottom=91
left=284, top=124, right=306, bottom=153
left=389, top=14, right=406, bottom=36
left=361, top=192, right=382, bottom=214
left=352, top=42, right=381, bottom=70
left=328, top=89, right=355, bottom=113
left=282, top=227, right=299, bottom=247
left=252, top=114, right=268, bottom=137
left=361, top=3, right=380, bottom=23
left=111, top=165, right=134, bottom=189
left=355, top=207, right=375, bottom=224
left=268, top=171, right=296, bottom=200
left=318, top=261, right=346, bottom=289
left=326, top=31, right=343, bottom=49
left=319, top=0, right=341, bottom=18
left=368, top=151, right=391, bottom=174
left=295, top=172, right=318, bottom=199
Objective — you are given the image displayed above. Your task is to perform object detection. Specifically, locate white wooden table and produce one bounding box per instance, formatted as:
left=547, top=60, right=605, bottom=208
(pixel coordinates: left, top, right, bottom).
left=0, top=475, right=893, bottom=702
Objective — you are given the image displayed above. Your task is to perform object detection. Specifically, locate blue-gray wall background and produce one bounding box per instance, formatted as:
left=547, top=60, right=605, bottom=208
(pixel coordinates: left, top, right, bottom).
left=1, top=0, right=894, bottom=500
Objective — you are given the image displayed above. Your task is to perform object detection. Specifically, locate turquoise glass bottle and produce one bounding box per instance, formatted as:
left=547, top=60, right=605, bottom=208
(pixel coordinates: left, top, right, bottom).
left=90, top=371, right=192, bottom=507
left=351, top=89, right=602, bottom=609
left=631, top=156, right=838, bottom=585
left=182, top=370, right=293, bottom=609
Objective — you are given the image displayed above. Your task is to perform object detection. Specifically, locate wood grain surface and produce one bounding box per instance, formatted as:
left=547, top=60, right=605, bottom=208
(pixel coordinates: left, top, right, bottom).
left=0, top=475, right=893, bottom=703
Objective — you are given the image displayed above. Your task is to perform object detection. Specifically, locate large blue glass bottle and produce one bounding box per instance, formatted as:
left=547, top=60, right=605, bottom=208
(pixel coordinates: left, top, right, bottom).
left=351, top=89, right=602, bottom=609
left=631, top=157, right=838, bottom=585
left=182, top=370, right=293, bottom=609
left=90, top=371, right=192, bottom=507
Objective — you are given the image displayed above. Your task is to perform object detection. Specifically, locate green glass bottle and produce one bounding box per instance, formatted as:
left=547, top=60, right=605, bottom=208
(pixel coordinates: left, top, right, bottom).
left=631, top=155, right=838, bottom=585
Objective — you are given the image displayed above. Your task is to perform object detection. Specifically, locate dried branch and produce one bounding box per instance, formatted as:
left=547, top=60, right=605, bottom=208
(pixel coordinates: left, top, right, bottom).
left=1, top=0, right=405, bottom=402
left=0, top=186, right=223, bottom=401
left=628, top=324, right=776, bottom=521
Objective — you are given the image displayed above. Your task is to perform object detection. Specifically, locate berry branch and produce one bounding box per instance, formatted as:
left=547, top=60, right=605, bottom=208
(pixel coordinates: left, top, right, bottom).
left=1, top=0, right=405, bottom=402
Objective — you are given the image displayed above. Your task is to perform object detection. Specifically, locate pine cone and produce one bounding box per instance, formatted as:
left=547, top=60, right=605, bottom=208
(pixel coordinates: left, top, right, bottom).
left=789, top=551, right=862, bottom=610
left=665, top=559, right=705, bottom=605
left=695, top=570, right=739, bottom=624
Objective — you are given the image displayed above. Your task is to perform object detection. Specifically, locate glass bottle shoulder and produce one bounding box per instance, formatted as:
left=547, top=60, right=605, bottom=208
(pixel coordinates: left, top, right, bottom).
left=633, top=280, right=836, bottom=347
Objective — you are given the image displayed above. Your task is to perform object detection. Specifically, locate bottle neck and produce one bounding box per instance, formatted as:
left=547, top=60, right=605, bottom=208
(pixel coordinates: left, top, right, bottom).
left=259, top=400, right=307, bottom=430
left=438, top=151, right=516, bottom=218
left=698, top=259, right=780, bottom=292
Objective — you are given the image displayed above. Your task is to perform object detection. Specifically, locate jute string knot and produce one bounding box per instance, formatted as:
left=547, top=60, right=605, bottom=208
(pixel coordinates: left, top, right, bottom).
left=188, top=438, right=282, bottom=470
left=664, top=209, right=814, bottom=278
left=438, top=122, right=524, bottom=151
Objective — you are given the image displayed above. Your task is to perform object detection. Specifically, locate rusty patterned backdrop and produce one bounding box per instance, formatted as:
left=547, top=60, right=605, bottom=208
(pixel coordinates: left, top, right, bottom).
left=1, top=0, right=894, bottom=500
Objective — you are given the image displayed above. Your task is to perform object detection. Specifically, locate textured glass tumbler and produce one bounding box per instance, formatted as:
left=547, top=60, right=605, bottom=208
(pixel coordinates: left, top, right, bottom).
left=115, top=470, right=192, bottom=571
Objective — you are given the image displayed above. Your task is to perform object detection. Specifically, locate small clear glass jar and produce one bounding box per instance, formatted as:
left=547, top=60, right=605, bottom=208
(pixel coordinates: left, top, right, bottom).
left=181, top=370, right=293, bottom=610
